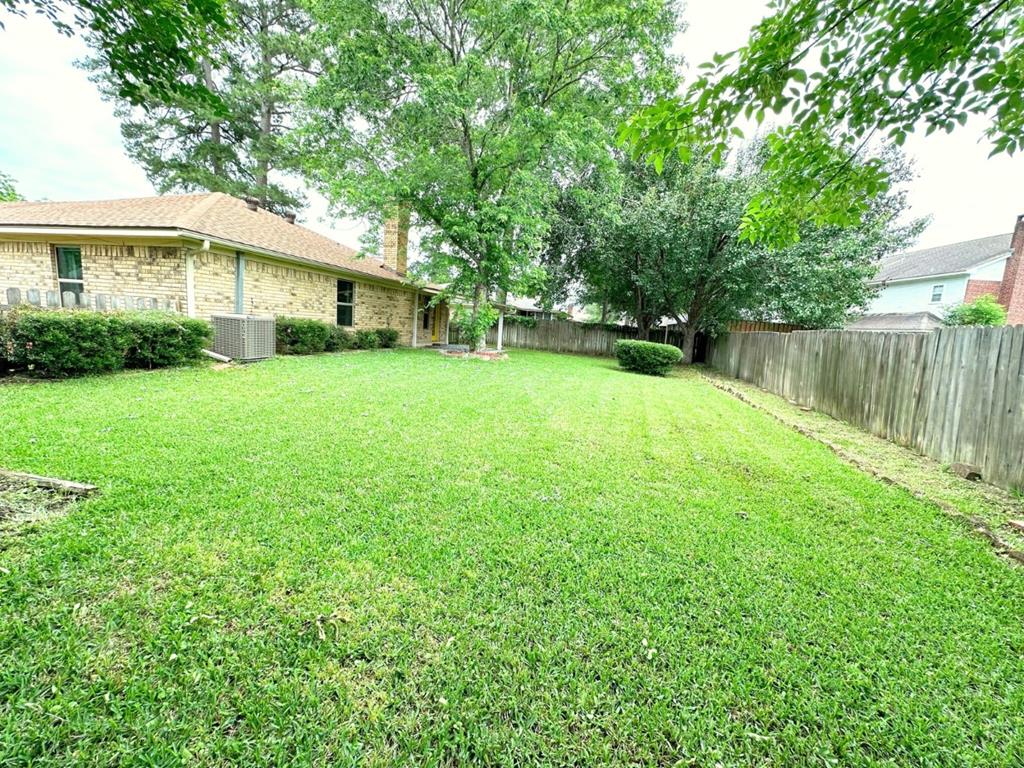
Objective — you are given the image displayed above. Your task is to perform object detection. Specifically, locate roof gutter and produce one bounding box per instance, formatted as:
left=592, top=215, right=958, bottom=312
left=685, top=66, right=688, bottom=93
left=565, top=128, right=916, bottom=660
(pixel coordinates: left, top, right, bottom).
left=870, top=270, right=970, bottom=286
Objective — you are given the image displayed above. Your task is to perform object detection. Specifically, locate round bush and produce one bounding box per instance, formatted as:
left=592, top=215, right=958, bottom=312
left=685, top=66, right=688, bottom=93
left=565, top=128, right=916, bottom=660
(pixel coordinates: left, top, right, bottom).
left=375, top=327, right=400, bottom=348
left=614, top=339, right=682, bottom=376
left=353, top=329, right=381, bottom=349
left=276, top=317, right=332, bottom=355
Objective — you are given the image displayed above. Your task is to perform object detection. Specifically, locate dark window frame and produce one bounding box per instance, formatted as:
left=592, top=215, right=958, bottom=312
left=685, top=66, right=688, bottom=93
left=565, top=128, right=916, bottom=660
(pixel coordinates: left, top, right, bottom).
left=337, top=279, right=355, bottom=326
left=55, top=246, right=84, bottom=306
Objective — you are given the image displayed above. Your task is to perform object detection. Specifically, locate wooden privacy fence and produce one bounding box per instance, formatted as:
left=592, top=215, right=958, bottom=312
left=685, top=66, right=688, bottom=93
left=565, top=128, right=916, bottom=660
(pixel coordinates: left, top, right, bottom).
left=1, top=286, right=181, bottom=313
left=472, top=318, right=802, bottom=357
left=475, top=319, right=694, bottom=356
left=709, top=327, right=1024, bottom=492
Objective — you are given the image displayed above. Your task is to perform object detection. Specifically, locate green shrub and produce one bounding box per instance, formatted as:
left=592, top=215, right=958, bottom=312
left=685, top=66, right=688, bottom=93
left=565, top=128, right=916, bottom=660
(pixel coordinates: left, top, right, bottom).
left=0, top=309, right=213, bottom=378
left=276, top=317, right=332, bottom=355
left=122, top=312, right=211, bottom=368
left=943, top=294, right=1008, bottom=327
left=353, top=329, right=381, bottom=349
left=325, top=326, right=354, bottom=352
left=2, top=308, right=131, bottom=377
left=614, top=339, right=682, bottom=376
left=375, top=327, right=400, bottom=348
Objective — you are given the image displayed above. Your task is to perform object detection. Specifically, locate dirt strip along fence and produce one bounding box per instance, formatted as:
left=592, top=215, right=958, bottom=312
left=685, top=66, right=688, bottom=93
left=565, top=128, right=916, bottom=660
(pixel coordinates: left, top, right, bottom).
left=709, top=327, right=1024, bottom=492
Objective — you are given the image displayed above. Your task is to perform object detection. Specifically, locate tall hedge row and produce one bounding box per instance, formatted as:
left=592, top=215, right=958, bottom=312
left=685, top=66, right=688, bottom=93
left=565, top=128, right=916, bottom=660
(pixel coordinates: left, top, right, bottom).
left=0, top=309, right=212, bottom=378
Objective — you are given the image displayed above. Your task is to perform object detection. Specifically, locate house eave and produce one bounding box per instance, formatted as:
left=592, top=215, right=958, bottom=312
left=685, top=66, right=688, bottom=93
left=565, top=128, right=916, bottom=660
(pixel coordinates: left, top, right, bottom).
left=870, top=270, right=970, bottom=286
left=0, top=223, right=438, bottom=293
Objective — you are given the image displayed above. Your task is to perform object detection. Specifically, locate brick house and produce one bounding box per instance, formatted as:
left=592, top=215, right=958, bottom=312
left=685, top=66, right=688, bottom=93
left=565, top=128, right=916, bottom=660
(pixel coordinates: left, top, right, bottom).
left=851, top=214, right=1024, bottom=330
left=0, top=193, right=449, bottom=346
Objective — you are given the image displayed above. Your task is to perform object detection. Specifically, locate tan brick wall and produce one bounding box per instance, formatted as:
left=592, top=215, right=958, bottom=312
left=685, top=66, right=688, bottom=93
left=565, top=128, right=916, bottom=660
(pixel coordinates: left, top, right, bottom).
left=352, top=280, right=416, bottom=344
left=0, top=240, right=55, bottom=293
left=1, top=240, right=185, bottom=307
left=80, top=244, right=186, bottom=307
left=191, top=250, right=237, bottom=319
left=243, top=257, right=334, bottom=321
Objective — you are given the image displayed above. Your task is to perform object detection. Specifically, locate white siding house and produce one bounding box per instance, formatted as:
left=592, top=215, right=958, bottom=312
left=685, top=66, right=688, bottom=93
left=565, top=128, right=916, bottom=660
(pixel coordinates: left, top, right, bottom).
left=850, top=232, right=1014, bottom=331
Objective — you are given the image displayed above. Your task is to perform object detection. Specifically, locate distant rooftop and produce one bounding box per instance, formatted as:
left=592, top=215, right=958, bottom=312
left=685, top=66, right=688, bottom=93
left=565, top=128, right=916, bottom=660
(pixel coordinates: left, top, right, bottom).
left=874, top=232, right=1012, bottom=283
left=847, top=312, right=943, bottom=332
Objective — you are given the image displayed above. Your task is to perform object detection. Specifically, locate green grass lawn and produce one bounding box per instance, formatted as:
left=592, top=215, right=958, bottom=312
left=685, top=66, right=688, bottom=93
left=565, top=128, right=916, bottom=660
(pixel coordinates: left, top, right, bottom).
left=1, top=350, right=1022, bottom=766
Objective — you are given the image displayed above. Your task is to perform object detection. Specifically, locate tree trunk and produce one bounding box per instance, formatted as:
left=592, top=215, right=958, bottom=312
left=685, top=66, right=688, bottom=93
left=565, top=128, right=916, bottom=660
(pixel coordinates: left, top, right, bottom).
left=472, top=283, right=487, bottom=352
left=681, top=324, right=697, bottom=365
left=256, top=8, right=273, bottom=206
left=201, top=59, right=223, bottom=178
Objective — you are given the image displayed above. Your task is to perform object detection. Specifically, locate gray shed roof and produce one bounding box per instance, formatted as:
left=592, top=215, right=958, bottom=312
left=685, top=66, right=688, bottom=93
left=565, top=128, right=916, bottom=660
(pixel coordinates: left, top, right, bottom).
left=846, top=312, right=943, bottom=332
left=874, top=233, right=1012, bottom=282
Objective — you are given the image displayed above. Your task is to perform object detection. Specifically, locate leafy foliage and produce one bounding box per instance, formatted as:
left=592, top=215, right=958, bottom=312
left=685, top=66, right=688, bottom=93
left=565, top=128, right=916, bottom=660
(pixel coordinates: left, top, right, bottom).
left=2, top=0, right=227, bottom=106
left=122, top=312, right=212, bottom=368
left=621, top=1, right=1024, bottom=246
left=943, top=294, right=1008, bottom=327
left=542, top=147, right=919, bottom=360
left=614, top=339, right=681, bottom=375
left=300, top=0, right=680, bottom=347
left=452, top=302, right=499, bottom=352
left=0, top=171, right=22, bottom=201
left=86, top=0, right=311, bottom=214
left=275, top=316, right=332, bottom=355
left=1, top=308, right=210, bottom=377
left=353, top=329, right=380, bottom=350
left=325, top=325, right=354, bottom=352
left=374, top=327, right=399, bottom=349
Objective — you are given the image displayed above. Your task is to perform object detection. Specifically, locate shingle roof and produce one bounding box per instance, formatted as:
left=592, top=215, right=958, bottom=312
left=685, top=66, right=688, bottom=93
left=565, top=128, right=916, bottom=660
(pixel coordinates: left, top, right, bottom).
left=874, top=233, right=1012, bottom=283
left=847, top=312, right=943, bottom=332
left=0, top=192, right=411, bottom=284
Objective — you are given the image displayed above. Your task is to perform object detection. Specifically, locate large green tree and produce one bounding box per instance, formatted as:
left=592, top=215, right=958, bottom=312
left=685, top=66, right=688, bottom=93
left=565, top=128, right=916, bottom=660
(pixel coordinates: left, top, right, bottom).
left=299, top=0, right=680, bottom=348
left=88, top=0, right=312, bottom=214
left=542, top=148, right=921, bottom=361
left=621, top=0, right=1023, bottom=247
left=2, top=0, right=227, bottom=105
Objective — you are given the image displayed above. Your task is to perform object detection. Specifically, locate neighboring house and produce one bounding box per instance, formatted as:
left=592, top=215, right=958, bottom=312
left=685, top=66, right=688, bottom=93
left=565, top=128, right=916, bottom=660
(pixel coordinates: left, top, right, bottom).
left=0, top=193, right=448, bottom=346
left=501, top=296, right=586, bottom=322
left=854, top=214, right=1024, bottom=330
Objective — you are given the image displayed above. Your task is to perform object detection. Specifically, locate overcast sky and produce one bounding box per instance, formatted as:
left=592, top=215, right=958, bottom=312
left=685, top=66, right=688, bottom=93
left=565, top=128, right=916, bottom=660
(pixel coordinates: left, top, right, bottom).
left=1, top=1, right=1021, bottom=250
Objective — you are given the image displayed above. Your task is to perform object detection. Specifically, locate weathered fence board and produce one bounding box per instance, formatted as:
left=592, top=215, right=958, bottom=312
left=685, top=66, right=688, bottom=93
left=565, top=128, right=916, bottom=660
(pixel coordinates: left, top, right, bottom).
left=709, top=327, right=1024, bottom=492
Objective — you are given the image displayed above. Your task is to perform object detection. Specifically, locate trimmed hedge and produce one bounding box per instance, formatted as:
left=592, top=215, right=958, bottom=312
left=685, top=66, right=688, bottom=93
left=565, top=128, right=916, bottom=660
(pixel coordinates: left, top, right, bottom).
left=123, top=312, right=212, bottom=369
left=0, top=308, right=211, bottom=378
left=276, top=317, right=332, bottom=355
left=375, top=327, right=399, bottom=348
left=614, top=339, right=682, bottom=376
left=275, top=317, right=400, bottom=354
left=325, top=326, right=354, bottom=352
left=354, top=329, right=381, bottom=350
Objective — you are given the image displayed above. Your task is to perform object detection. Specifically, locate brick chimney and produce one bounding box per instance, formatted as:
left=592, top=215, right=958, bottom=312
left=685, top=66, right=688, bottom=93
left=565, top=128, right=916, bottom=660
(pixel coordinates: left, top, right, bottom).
left=999, top=214, right=1024, bottom=325
left=382, top=205, right=410, bottom=275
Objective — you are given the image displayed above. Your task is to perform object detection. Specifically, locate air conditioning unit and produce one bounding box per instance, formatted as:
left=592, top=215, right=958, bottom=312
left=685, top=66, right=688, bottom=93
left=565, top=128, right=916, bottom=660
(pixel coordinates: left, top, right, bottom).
left=211, top=314, right=276, bottom=361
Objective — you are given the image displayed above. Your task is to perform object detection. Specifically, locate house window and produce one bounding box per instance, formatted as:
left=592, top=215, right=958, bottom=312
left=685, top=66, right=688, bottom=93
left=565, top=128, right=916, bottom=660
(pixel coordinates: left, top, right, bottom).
left=55, top=246, right=84, bottom=306
left=336, top=280, right=354, bottom=326
left=930, top=284, right=944, bottom=303
left=422, top=296, right=430, bottom=330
